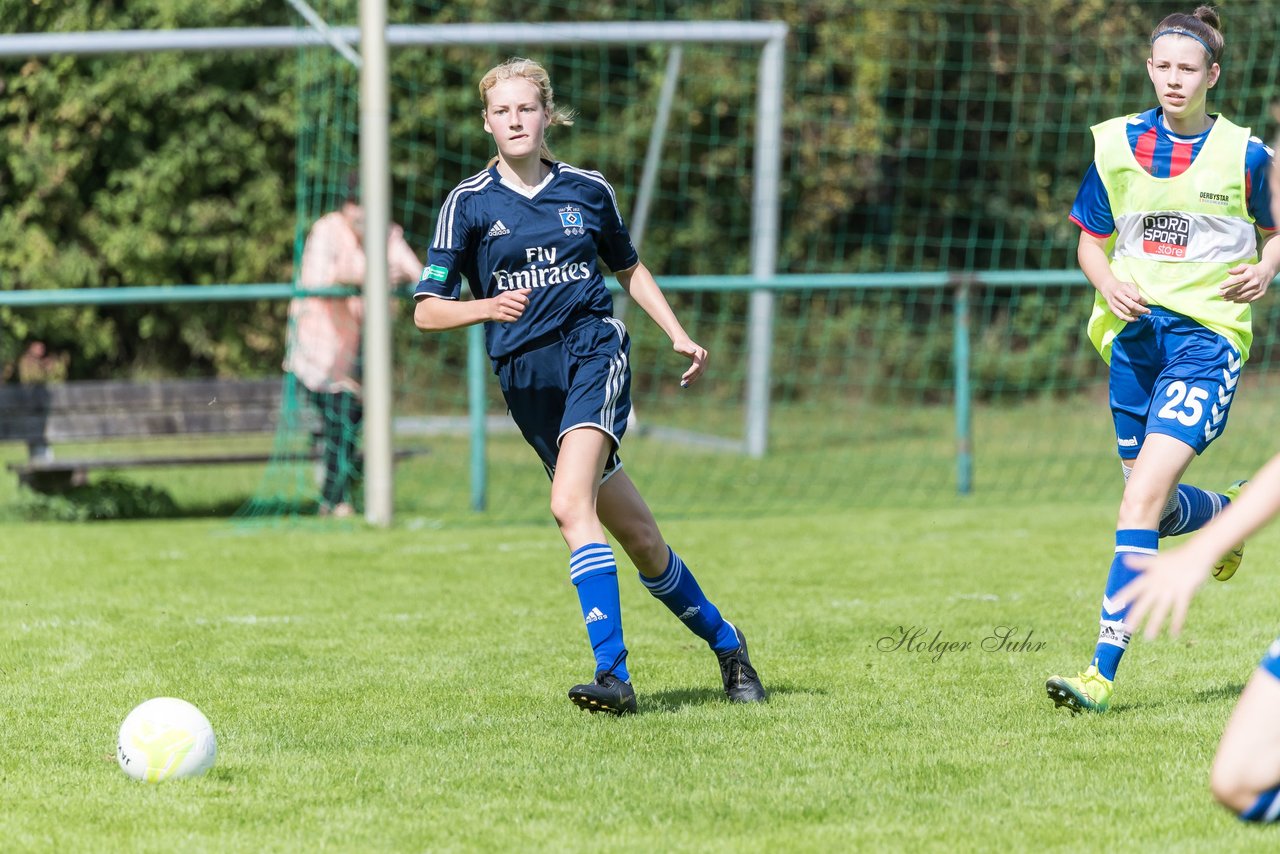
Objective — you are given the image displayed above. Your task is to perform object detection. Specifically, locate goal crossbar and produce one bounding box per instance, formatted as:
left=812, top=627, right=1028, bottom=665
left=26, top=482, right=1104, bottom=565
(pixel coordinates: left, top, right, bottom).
left=0, top=22, right=787, bottom=58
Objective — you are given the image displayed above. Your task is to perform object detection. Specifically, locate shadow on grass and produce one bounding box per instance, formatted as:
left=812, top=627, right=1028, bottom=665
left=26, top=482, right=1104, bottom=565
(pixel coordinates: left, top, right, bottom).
left=1193, top=682, right=1246, bottom=703
left=640, top=681, right=810, bottom=714
left=1090, top=681, right=1245, bottom=716
left=15, top=476, right=268, bottom=521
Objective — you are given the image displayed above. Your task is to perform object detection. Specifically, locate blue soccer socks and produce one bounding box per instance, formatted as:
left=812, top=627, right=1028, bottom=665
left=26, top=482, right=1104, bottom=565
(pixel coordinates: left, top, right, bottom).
left=1159, top=484, right=1229, bottom=537
left=569, top=543, right=629, bottom=682
left=639, top=547, right=739, bottom=654
left=1242, top=785, right=1280, bottom=822
left=569, top=544, right=739, bottom=685
left=1093, top=528, right=1158, bottom=681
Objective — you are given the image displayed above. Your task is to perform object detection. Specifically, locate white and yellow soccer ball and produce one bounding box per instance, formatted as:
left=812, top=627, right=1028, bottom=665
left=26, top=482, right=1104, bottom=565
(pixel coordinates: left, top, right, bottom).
left=117, top=697, right=217, bottom=782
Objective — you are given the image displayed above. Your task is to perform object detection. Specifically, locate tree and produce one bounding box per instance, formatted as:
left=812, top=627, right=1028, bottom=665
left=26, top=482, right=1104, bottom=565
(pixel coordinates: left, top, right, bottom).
left=1, top=0, right=296, bottom=378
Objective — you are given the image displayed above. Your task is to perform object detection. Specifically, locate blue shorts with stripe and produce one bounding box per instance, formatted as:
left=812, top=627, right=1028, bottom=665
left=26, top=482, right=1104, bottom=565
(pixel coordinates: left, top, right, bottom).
left=495, top=314, right=631, bottom=481
left=1109, top=307, right=1243, bottom=459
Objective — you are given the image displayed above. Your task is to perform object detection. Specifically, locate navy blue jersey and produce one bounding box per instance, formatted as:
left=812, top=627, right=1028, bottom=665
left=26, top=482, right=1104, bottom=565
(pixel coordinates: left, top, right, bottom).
left=415, top=161, right=639, bottom=360
left=1070, top=108, right=1276, bottom=237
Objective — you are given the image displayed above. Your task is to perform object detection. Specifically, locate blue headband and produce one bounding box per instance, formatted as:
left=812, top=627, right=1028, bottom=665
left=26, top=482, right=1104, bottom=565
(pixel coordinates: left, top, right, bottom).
left=1151, top=28, right=1215, bottom=58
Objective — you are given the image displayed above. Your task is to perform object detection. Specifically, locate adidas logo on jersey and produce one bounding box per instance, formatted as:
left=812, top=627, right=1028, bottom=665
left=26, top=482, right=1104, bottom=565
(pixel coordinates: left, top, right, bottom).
left=585, top=607, right=607, bottom=624
left=487, top=220, right=511, bottom=237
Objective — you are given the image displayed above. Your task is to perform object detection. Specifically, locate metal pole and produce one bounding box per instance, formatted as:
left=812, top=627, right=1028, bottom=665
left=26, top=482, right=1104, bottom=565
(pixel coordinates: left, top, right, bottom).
left=953, top=278, right=973, bottom=495
left=0, top=271, right=1098, bottom=308
left=0, top=22, right=789, bottom=58
left=615, top=45, right=683, bottom=326
left=359, top=0, right=392, bottom=527
left=467, top=324, right=488, bottom=511
left=630, top=46, right=682, bottom=255
left=744, top=34, right=785, bottom=459
left=284, top=0, right=362, bottom=68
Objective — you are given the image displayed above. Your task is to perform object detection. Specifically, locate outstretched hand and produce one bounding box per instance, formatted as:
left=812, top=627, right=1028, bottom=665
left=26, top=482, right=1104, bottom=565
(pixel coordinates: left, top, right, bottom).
left=673, top=337, right=708, bottom=388
left=1113, top=546, right=1215, bottom=640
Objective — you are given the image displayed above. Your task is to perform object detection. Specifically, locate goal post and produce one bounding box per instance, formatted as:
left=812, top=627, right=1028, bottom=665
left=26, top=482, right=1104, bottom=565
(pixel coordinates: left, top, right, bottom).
left=363, top=20, right=788, bottom=509
left=359, top=0, right=392, bottom=526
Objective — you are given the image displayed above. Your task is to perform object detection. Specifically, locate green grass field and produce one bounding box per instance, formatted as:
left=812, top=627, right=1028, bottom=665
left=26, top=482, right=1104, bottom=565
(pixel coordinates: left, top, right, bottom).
left=4, top=499, right=1280, bottom=852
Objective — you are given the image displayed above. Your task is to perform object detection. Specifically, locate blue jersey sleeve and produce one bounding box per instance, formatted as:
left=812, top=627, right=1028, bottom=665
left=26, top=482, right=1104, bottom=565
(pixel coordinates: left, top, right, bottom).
left=1246, top=137, right=1276, bottom=231
left=592, top=176, right=639, bottom=273
left=415, top=252, right=464, bottom=301
left=1069, top=163, right=1115, bottom=237
left=415, top=185, right=478, bottom=301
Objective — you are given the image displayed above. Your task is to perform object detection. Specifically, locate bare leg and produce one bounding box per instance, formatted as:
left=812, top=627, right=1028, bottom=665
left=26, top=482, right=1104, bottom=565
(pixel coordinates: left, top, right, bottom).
left=1212, top=668, right=1280, bottom=815
left=549, top=427, right=612, bottom=550
left=598, top=469, right=668, bottom=578
left=1118, top=433, right=1196, bottom=531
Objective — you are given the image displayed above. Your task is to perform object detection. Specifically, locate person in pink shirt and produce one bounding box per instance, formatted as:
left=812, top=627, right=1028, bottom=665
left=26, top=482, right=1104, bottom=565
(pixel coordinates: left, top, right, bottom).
left=284, top=173, right=423, bottom=517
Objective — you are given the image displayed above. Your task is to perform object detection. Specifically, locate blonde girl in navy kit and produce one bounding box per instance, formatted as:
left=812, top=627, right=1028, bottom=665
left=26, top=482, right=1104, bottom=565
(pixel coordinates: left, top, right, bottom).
left=413, top=58, right=765, bottom=715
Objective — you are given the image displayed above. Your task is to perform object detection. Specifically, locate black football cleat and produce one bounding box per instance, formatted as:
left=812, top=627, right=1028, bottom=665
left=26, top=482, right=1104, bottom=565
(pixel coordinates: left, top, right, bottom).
left=568, top=670, right=637, bottom=716
left=717, top=625, right=767, bottom=703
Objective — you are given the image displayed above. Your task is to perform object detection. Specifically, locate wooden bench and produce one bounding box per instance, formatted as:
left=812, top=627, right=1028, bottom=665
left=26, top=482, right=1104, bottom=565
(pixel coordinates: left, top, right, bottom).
left=0, top=378, right=290, bottom=492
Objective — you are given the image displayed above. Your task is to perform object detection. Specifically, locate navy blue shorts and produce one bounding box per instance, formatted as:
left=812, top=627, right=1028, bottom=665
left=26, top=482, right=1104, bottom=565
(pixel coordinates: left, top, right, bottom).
left=1109, top=308, right=1243, bottom=459
left=496, top=314, right=632, bottom=481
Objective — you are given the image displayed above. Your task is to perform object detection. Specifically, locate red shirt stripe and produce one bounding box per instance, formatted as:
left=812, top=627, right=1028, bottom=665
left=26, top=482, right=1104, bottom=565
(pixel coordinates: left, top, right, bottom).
left=1133, top=128, right=1159, bottom=174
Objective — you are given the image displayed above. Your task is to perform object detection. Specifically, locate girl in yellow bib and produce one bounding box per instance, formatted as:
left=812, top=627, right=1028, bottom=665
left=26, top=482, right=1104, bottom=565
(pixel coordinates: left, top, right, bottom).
left=1046, top=5, right=1279, bottom=714
left=1110, top=124, right=1280, bottom=822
